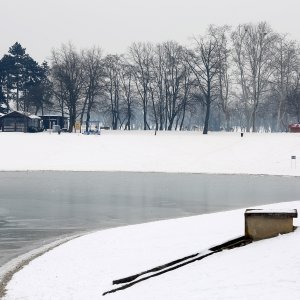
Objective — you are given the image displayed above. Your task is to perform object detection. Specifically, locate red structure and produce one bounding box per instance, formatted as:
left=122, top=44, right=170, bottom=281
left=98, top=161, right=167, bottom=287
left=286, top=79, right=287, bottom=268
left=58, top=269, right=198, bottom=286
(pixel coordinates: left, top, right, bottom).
left=288, top=123, right=300, bottom=133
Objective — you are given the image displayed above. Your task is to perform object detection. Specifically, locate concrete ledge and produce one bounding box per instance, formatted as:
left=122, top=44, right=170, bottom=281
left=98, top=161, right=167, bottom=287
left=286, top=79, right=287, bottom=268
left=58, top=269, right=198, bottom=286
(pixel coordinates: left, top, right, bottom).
left=245, top=209, right=298, bottom=241
left=245, top=209, right=297, bottom=218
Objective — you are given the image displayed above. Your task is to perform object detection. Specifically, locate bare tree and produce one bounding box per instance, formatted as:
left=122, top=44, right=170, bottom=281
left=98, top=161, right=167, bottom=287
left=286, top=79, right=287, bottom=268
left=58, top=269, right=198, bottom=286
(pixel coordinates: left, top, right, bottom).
left=51, top=43, right=84, bottom=132
left=45, top=23, right=300, bottom=132
left=271, top=35, right=299, bottom=131
left=186, top=32, right=221, bottom=134
left=103, top=54, right=122, bottom=130
left=119, top=59, right=136, bottom=130
left=232, top=22, right=276, bottom=132
left=288, top=90, right=300, bottom=123
left=209, top=25, right=233, bottom=131
left=286, top=67, right=300, bottom=123
left=178, top=60, right=193, bottom=130
left=163, top=41, right=189, bottom=130
left=80, top=47, right=104, bottom=132
left=129, top=42, right=153, bottom=130
left=151, top=44, right=166, bottom=130
left=146, top=41, right=193, bottom=131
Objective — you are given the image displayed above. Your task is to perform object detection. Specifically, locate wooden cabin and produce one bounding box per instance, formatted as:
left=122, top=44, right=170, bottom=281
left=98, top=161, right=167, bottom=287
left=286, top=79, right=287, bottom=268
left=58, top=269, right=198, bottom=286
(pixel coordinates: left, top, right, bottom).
left=0, top=111, right=42, bottom=132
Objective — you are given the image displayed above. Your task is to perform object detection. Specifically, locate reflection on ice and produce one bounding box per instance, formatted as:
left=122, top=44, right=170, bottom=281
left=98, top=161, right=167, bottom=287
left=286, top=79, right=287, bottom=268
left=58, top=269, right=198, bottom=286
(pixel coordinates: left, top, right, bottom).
left=0, top=171, right=300, bottom=267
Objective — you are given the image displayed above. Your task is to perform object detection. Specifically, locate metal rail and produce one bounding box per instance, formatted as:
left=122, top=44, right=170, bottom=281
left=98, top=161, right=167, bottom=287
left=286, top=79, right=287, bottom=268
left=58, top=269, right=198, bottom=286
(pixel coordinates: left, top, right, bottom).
left=103, top=236, right=252, bottom=296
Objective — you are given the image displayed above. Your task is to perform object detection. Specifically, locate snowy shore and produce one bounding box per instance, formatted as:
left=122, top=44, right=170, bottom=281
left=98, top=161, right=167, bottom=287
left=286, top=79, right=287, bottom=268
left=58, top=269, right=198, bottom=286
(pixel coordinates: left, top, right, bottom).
left=0, top=131, right=300, bottom=299
left=3, top=201, right=300, bottom=300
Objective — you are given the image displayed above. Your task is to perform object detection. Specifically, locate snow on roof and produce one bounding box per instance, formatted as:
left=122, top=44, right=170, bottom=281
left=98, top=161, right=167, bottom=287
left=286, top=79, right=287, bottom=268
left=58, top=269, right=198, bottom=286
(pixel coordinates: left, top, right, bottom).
left=0, top=111, right=41, bottom=120
left=289, top=123, right=300, bottom=128
left=28, top=114, right=41, bottom=119
left=15, top=110, right=30, bottom=115
left=245, top=208, right=298, bottom=217
left=40, top=114, right=66, bottom=117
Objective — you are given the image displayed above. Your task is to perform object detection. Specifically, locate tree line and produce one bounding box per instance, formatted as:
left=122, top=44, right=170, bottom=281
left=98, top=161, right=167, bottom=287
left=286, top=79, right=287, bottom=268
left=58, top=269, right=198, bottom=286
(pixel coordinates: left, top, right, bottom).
left=1, top=22, right=300, bottom=133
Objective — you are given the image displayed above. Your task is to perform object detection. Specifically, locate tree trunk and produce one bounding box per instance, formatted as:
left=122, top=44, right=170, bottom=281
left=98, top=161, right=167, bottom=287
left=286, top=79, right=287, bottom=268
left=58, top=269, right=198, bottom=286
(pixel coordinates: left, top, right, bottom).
left=85, top=110, right=91, bottom=132
left=80, top=96, right=88, bottom=128
left=167, top=116, right=175, bottom=130
left=143, top=104, right=147, bottom=130
left=225, top=111, right=231, bottom=131
left=69, top=114, right=75, bottom=132
left=252, top=109, right=257, bottom=133
left=125, top=103, right=131, bottom=130
left=203, top=101, right=210, bottom=135
left=68, top=105, right=76, bottom=132
left=276, top=92, right=284, bottom=132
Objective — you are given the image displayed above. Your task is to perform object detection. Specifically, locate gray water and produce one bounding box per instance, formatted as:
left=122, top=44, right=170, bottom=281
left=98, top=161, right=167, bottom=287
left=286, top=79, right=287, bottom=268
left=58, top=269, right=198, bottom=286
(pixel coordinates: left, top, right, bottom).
left=0, top=171, right=300, bottom=267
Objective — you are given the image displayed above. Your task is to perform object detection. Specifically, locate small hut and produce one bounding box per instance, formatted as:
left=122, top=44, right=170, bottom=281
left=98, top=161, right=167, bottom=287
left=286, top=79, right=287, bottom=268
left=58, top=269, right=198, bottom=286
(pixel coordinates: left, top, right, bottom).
left=245, top=209, right=298, bottom=240
left=39, top=115, right=68, bottom=130
left=0, top=111, right=42, bottom=132
left=288, top=123, right=300, bottom=133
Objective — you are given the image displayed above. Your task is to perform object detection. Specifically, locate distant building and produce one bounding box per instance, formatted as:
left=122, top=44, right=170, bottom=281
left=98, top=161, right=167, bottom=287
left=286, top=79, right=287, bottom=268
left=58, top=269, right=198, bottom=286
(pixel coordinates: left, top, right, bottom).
left=0, top=103, right=8, bottom=114
left=0, top=112, right=5, bottom=130
left=39, top=115, right=68, bottom=130
left=0, top=111, right=42, bottom=132
left=288, top=123, right=300, bottom=133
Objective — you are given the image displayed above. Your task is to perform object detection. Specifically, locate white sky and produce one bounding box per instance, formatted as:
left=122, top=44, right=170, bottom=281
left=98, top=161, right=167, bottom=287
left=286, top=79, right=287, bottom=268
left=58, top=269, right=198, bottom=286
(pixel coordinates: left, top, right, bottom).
left=1, top=0, right=300, bottom=63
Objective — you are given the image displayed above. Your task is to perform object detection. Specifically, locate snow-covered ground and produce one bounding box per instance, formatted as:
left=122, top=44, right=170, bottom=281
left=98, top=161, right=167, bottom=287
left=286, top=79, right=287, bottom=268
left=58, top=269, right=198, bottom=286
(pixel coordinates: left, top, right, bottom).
left=0, top=131, right=299, bottom=175
left=1, top=131, right=300, bottom=299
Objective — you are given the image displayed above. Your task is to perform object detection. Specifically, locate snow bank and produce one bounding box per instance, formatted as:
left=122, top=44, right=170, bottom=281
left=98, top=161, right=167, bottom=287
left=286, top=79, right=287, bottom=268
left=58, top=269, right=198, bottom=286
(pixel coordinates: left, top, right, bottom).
left=0, top=131, right=299, bottom=176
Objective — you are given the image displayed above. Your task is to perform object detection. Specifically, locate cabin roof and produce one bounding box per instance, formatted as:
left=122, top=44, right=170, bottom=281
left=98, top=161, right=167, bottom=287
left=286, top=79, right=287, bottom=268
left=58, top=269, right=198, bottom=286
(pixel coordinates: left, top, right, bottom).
left=0, top=111, right=41, bottom=120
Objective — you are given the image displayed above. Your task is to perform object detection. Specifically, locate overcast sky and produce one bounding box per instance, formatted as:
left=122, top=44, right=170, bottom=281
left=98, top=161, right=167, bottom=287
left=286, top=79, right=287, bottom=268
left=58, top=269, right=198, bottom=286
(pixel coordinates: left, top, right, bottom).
left=1, top=0, right=300, bottom=63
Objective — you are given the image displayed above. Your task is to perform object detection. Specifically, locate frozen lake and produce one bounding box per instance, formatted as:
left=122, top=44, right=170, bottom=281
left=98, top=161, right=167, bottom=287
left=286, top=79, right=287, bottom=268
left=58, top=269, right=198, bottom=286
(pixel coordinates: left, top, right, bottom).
left=0, top=171, right=300, bottom=267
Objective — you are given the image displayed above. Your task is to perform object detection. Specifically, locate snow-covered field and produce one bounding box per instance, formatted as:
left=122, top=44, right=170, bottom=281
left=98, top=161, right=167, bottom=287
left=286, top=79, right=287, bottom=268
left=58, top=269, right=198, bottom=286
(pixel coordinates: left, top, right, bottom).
left=0, top=130, right=299, bottom=175
left=0, top=131, right=300, bottom=299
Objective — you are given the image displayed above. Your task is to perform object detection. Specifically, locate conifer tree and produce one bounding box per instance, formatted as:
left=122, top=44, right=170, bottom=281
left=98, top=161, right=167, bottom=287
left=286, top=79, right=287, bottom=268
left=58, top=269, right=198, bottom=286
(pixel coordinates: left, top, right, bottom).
left=0, top=42, right=48, bottom=112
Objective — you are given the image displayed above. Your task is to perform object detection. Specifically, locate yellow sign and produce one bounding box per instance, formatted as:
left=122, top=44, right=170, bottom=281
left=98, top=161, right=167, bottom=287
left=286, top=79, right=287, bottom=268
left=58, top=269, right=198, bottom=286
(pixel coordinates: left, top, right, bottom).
left=75, top=122, right=81, bottom=130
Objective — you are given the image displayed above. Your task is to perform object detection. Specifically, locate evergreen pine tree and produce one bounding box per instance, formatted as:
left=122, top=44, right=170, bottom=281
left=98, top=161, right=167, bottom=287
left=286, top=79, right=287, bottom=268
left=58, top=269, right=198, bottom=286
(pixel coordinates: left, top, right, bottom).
left=0, top=42, right=49, bottom=112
